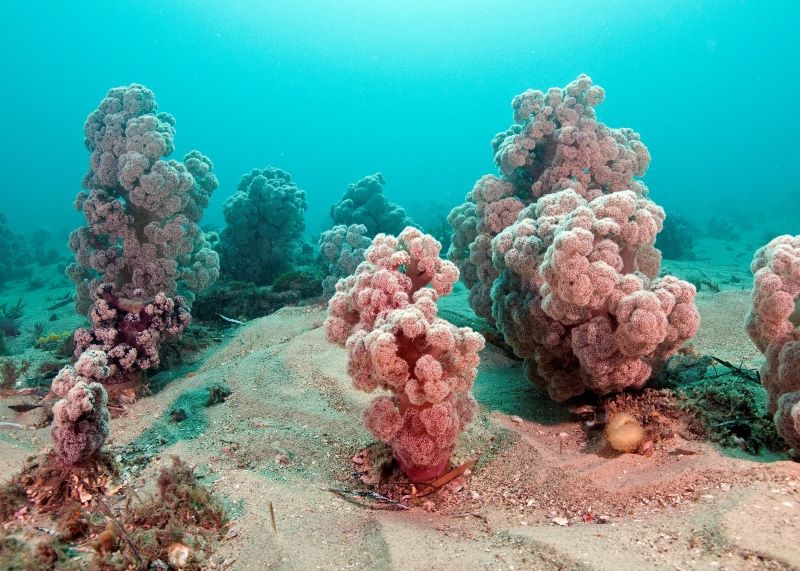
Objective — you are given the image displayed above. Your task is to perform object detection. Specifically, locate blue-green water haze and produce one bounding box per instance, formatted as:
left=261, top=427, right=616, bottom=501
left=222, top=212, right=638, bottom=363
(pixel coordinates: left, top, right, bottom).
left=1, top=0, right=797, bottom=239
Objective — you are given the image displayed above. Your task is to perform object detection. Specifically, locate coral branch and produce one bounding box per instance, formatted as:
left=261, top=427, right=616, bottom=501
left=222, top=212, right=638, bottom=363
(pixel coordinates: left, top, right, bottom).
left=73, top=284, right=190, bottom=388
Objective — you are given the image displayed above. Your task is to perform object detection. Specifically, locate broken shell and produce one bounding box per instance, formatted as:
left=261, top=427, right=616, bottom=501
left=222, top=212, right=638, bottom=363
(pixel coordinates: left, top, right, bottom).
left=638, top=439, right=655, bottom=457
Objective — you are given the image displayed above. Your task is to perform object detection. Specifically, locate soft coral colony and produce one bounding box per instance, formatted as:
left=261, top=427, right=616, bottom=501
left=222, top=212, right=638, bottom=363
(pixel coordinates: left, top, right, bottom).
left=746, top=235, right=800, bottom=448
left=27, top=74, right=800, bottom=514
left=50, top=83, right=219, bottom=466
left=65, top=84, right=216, bottom=395
left=326, top=227, right=484, bottom=481
left=448, top=74, right=700, bottom=402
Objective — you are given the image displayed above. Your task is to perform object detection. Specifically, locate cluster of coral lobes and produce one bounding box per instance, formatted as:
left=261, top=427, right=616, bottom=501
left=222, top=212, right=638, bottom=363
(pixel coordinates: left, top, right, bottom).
left=0, top=76, right=798, bottom=569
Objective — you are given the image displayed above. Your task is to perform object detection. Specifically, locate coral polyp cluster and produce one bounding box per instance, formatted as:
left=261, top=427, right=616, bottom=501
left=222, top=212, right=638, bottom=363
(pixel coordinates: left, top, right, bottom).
left=73, top=284, right=190, bottom=388
left=50, top=349, right=111, bottom=465
left=318, top=223, right=370, bottom=299
left=67, top=83, right=219, bottom=315
left=448, top=74, right=700, bottom=401
left=326, top=227, right=484, bottom=481
left=492, top=188, right=699, bottom=401
left=746, top=235, right=800, bottom=448
left=217, top=166, right=308, bottom=285
left=330, top=173, right=413, bottom=237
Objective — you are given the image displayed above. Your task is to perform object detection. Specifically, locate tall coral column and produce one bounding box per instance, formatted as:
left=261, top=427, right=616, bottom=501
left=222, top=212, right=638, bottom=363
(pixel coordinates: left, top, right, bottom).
left=64, top=83, right=215, bottom=393
left=68, top=83, right=220, bottom=314
left=326, top=227, right=485, bottom=481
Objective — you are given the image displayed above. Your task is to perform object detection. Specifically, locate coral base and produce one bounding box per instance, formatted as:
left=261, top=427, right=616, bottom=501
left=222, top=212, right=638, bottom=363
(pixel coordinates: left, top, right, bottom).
left=397, top=456, right=449, bottom=483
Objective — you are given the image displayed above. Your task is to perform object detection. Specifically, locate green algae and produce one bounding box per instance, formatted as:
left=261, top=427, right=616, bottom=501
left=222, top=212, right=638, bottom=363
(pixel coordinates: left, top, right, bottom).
left=655, top=355, right=787, bottom=456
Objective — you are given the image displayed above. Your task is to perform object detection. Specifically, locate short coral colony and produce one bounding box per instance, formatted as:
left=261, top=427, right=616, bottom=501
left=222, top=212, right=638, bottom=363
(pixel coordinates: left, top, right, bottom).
left=1, top=3, right=798, bottom=570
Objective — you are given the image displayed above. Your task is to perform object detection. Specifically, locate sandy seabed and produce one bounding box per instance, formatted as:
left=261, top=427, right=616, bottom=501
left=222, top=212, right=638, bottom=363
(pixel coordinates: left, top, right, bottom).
left=1, top=239, right=799, bottom=570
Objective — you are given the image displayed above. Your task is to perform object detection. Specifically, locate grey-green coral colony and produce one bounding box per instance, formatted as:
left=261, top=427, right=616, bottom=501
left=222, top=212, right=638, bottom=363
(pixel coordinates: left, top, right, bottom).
left=217, top=166, right=308, bottom=285
left=330, top=172, right=414, bottom=237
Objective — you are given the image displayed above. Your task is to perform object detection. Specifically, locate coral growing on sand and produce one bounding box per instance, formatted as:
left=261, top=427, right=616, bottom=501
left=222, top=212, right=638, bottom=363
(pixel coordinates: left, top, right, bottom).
left=448, top=74, right=699, bottom=401
left=217, top=166, right=308, bottom=285
left=50, top=349, right=111, bottom=465
left=326, top=227, right=484, bottom=481
left=319, top=223, right=370, bottom=299
left=67, top=83, right=219, bottom=315
left=330, top=173, right=413, bottom=237
left=746, top=234, right=800, bottom=449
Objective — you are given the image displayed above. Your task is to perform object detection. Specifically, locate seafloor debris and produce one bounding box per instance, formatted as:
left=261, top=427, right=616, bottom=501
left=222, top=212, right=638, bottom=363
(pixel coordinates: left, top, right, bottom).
left=654, top=354, right=785, bottom=453
left=604, top=412, right=647, bottom=453
left=0, top=456, right=227, bottom=570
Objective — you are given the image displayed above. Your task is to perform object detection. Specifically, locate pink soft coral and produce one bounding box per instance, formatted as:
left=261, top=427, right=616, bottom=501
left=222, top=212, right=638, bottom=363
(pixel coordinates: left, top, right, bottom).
left=448, top=75, right=699, bottom=401
left=68, top=83, right=219, bottom=315
left=491, top=188, right=699, bottom=401
left=746, top=235, right=800, bottom=448
left=326, top=227, right=484, bottom=481
left=73, top=283, right=190, bottom=389
left=51, top=349, right=111, bottom=465
left=449, top=74, right=651, bottom=326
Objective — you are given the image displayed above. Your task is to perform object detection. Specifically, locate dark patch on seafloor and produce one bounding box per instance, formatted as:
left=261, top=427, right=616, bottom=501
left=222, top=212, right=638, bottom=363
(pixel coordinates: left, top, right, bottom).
left=121, top=384, right=218, bottom=465
left=191, top=277, right=321, bottom=325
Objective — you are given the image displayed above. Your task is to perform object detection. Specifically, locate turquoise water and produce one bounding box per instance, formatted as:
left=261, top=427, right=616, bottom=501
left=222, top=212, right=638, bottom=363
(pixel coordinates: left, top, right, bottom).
left=1, top=0, right=797, bottom=237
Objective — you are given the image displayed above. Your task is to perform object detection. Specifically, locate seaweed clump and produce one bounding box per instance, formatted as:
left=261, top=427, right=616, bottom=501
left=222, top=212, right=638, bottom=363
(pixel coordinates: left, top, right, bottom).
left=654, top=354, right=786, bottom=453
left=272, top=267, right=324, bottom=298
left=99, top=457, right=227, bottom=570
left=20, top=452, right=118, bottom=512
left=193, top=280, right=305, bottom=324
left=0, top=358, right=31, bottom=391
left=0, top=298, right=24, bottom=338
left=0, top=457, right=227, bottom=570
